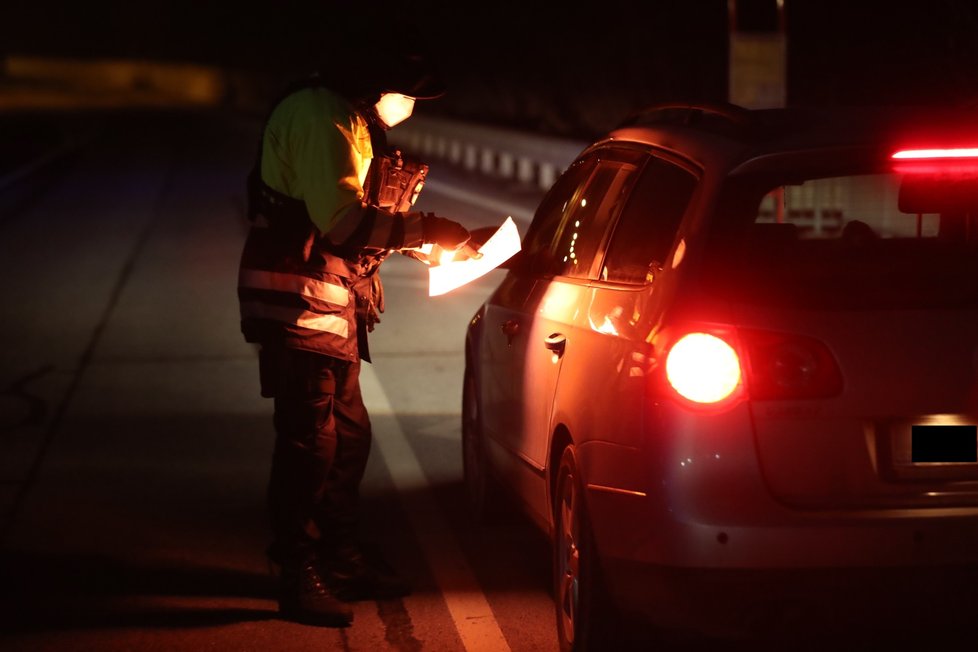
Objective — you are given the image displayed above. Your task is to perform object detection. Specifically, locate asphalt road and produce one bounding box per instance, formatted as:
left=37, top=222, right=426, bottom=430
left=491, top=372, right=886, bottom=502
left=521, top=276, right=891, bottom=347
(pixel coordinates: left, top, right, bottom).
left=0, top=108, right=558, bottom=652
left=6, top=108, right=976, bottom=652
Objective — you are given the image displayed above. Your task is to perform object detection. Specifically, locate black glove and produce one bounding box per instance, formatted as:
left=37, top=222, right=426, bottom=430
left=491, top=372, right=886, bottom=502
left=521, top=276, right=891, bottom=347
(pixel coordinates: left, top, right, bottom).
left=421, top=213, right=471, bottom=250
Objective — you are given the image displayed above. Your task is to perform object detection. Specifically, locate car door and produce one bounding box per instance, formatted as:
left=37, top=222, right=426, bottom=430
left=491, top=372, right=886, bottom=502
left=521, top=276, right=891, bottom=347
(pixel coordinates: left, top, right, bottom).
left=553, top=152, right=701, bottom=479
left=480, top=153, right=597, bottom=474
left=538, top=152, right=701, bottom=561
left=481, top=146, right=647, bottom=513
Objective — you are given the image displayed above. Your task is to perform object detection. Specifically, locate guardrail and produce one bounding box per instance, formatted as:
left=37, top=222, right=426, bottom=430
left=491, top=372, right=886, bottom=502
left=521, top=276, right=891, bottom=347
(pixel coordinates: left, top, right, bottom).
left=389, top=115, right=589, bottom=192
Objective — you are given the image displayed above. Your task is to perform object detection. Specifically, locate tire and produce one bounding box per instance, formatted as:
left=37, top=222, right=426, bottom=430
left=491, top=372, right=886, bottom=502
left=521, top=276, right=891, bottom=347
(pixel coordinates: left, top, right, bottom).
left=461, top=364, right=506, bottom=524
left=553, top=445, right=614, bottom=652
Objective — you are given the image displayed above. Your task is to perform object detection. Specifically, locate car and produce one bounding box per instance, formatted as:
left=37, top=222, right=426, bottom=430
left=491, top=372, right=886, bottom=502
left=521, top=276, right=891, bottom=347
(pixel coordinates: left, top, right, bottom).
left=461, top=101, right=978, bottom=649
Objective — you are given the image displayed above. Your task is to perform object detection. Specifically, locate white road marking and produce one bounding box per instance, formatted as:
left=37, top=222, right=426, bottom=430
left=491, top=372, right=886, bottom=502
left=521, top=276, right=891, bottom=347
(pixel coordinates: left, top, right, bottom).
left=359, top=363, right=512, bottom=652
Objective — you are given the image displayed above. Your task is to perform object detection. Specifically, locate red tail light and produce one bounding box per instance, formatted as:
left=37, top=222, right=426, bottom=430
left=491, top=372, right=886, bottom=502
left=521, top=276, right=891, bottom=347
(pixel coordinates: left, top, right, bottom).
left=659, top=327, right=842, bottom=408
left=891, top=147, right=978, bottom=175
left=892, top=148, right=978, bottom=160
left=665, top=332, right=743, bottom=405
left=739, top=328, right=843, bottom=400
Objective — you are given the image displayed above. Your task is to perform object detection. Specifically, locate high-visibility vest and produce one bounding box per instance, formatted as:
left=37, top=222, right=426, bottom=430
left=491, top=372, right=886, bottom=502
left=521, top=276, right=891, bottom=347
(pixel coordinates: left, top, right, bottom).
left=237, top=86, right=386, bottom=362
left=237, top=189, right=376, bottom=362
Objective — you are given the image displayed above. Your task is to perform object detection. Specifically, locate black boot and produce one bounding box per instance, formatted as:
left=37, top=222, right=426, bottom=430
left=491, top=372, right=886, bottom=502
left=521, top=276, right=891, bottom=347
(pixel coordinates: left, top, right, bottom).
left=279, top=555, right=354, bottom=626
left=322, top=544, right=412, bottom=602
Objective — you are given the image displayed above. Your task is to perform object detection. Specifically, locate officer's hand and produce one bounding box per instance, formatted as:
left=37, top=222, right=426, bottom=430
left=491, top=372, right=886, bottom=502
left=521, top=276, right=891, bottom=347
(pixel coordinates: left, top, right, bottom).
left=421, top=214, right=471, bottom=251
left=452, top=241, right=483, bottom=261
left=417, top=242, right=482, bottom=266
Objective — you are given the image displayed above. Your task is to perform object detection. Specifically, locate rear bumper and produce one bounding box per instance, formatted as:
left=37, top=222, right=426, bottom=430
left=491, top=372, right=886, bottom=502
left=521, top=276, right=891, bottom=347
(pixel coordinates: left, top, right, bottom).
left=584, top=446, right=978, bottom=639
left=580, top=401, right=978, bottom=569
left=577, top=401, right=978, bottom=640
left=604, top=559, right=978, bottom=641
left=584, top=437, right=978, bottom=569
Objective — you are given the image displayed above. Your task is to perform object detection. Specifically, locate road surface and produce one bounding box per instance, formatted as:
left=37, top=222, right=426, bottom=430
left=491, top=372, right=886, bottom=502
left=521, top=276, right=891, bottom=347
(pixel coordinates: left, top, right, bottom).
left=0, top=108, right=556, bottom=652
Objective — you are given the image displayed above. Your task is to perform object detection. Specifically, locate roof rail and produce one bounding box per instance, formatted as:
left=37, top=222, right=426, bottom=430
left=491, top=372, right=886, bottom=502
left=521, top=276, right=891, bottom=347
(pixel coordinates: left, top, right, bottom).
left=615, top=101, right=753, bottom=133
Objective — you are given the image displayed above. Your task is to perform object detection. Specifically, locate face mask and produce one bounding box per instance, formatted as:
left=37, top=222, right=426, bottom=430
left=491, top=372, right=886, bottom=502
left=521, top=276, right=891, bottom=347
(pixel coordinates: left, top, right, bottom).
left=374, top=93, right=416, bottom=128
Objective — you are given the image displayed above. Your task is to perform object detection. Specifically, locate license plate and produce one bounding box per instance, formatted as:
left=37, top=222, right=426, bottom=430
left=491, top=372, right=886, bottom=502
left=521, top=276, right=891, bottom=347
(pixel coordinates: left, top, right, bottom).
left=911, top=424, right=978, bottom=463
left=881, top=418, right=978, bottom=481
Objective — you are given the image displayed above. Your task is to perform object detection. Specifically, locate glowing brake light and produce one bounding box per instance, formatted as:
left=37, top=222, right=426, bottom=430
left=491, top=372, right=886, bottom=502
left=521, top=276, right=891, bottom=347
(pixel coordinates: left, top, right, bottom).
left=659, top=327, right=843, bottom=408
left=892, top=148, right=978, bottom=160
left=892, top=148, right=978, bottom=176
left=665, top=333, right=742, bottom=404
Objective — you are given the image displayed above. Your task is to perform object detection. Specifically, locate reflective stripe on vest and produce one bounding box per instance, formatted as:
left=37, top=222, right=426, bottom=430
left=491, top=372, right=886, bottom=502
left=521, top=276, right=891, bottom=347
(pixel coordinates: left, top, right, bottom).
left=239, top=301, right=349, bottom=338
left=238, top=268, right=350, bottom=307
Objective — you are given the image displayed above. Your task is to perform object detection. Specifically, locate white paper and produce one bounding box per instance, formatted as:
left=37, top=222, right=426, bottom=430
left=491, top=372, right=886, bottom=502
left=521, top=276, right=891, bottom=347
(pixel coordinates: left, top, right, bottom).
left=428, top=217, right=521, bottom=296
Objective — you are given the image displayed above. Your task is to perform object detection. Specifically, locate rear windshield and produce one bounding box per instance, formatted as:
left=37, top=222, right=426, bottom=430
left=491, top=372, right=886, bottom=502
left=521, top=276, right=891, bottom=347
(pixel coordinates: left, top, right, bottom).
left=702, top=169, right=978, bottom=309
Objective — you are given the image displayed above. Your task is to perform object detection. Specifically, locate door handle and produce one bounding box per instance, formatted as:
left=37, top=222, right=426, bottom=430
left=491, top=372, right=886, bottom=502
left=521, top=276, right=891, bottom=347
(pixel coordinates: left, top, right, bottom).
left=501, top=319, right=520, bottom=345
left=544, top=333, right=566, bottom=358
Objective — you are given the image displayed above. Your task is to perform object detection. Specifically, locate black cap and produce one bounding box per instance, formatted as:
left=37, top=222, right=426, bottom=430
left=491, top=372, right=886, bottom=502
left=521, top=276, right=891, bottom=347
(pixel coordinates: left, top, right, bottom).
left=376, top=51, right=446, bottom=99
left=309, top=18, right=446, bottom=102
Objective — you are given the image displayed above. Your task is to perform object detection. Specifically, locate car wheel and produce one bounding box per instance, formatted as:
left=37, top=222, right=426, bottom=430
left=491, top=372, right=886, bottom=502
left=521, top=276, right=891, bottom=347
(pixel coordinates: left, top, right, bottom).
left=553, top=445, right=612, bottom=652
left=462, top=364, right=505, bottom=524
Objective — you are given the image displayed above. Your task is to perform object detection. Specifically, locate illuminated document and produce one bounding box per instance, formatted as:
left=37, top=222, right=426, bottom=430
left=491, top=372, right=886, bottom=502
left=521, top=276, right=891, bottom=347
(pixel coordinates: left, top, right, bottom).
left=428, top=217, right=521, bottom=296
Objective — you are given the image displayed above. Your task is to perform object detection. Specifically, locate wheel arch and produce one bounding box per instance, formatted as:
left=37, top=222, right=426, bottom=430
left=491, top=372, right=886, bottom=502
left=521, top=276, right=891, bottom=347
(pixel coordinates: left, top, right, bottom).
left=547, top=424, right=574, bottom=535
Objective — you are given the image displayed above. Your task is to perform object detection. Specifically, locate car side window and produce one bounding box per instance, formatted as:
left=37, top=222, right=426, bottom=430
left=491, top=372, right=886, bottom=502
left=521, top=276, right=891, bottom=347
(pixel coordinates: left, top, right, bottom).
left=601, top=156, right=698, bottom=284
left=547, top=152, right=644, bottom=279
left=521, top=154, right=598, bottom=276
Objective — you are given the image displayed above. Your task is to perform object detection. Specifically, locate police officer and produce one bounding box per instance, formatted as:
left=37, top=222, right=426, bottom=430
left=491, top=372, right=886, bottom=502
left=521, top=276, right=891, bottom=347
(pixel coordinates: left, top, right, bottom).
left=237, top=49, right=475, bottom=626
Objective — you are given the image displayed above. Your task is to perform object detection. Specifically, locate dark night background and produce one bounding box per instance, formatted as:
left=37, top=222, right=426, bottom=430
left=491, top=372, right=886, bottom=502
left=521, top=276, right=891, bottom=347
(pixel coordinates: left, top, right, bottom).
left=3, top=3, right=978, bottom=649
left=4, top=0, right=978, bottom=138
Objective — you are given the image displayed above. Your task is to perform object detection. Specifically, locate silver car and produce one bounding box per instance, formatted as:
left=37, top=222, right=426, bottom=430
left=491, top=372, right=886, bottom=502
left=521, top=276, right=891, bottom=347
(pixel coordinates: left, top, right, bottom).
left=462, top=103, right=978, bottom=649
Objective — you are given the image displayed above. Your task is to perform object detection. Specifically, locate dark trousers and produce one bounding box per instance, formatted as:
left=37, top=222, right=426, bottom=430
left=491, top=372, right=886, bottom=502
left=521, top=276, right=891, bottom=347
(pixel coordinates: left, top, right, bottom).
left=260, top=344, right=372, bottom=564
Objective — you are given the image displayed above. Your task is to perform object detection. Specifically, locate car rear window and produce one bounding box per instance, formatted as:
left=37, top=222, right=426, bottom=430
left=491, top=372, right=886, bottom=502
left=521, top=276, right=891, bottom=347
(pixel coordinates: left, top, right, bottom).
left=702, top=170, right=978, bottom=309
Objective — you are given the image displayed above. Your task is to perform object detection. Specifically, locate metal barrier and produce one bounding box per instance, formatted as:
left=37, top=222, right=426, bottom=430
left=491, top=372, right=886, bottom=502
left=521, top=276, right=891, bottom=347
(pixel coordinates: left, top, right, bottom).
left=389, top=115, right=589, bottom=192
